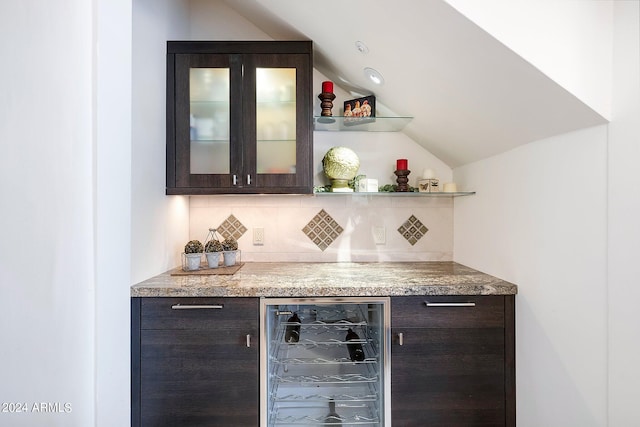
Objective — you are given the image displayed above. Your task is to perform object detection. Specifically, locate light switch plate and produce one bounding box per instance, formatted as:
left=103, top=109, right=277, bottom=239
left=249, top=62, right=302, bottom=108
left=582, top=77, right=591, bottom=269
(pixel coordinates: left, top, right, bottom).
left=253, top=227, right=265, bottom=245
left=373, top=226, right=385, bottom=245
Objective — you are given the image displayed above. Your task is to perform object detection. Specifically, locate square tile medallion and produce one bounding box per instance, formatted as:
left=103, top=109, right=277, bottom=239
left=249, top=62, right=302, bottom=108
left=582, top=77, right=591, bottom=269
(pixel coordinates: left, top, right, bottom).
left=302, top=209, right=344, bottom=251
left=397, top=214, right=429, bottom=246
left=217, top=214, right=247, bottom=241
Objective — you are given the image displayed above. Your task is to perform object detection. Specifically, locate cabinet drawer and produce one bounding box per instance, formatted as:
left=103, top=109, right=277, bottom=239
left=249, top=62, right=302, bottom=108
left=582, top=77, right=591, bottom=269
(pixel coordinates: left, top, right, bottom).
left=140, top=297, right=258, bottom=330
left=391, top=295, right=505, bottom=328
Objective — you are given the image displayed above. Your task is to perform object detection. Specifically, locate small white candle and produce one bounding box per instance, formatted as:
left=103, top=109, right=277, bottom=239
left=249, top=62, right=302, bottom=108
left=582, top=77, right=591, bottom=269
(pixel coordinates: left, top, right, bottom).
left=422, top=168, right=435, bottom=179
left=443, top=182, right=458, bottom=192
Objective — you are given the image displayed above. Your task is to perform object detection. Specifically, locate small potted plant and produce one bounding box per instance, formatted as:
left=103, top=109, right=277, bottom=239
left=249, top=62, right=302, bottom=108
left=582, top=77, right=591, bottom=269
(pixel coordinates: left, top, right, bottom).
left=183, top=240, right=204, bottom=271
left=222, top=237, right=239, bottom=266
left=204, top=239, right=223, bottom=268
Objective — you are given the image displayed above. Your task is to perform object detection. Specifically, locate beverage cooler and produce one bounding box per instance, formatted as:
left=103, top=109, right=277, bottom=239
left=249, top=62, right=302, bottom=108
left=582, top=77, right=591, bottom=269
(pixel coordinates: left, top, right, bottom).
left=260, top=297, right=391, bottom=426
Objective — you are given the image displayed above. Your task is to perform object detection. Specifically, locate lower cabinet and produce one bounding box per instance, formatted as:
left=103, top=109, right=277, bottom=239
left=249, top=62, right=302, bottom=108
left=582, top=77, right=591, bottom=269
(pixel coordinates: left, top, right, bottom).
left=131, top=297, right=259, bottom=427
left=132, top=295, right=514, bottom=426
left=391, top=295, right=515, bottom=427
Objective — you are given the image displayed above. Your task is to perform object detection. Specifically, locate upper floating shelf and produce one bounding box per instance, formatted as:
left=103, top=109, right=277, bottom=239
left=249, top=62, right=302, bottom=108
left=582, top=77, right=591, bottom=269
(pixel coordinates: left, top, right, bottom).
left=313, top=116, right=413, bottom=132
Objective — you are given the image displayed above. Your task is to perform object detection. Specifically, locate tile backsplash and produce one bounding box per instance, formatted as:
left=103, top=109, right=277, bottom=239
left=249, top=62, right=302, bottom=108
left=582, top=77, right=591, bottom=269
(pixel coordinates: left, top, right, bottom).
left=302, top=209, right=344, bottom=251
left=189, top=195, right=453, bottom=262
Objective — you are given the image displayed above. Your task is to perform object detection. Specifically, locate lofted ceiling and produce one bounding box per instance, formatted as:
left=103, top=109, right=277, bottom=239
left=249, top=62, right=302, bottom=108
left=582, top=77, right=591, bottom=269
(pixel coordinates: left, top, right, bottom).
left=225, top=0, right=608, bottom=168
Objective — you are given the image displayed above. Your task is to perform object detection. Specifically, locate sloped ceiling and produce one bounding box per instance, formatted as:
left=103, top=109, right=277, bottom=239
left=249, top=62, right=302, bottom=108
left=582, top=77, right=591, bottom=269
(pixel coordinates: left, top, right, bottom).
left=225, top=0, right=608, bottom=168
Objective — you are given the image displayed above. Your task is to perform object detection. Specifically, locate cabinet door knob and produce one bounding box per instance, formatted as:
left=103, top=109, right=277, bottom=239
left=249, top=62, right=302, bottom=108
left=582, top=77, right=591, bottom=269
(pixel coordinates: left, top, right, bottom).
left=246, top=334, right=251, bottom=348
left=398, top=332, right=404, bottom=346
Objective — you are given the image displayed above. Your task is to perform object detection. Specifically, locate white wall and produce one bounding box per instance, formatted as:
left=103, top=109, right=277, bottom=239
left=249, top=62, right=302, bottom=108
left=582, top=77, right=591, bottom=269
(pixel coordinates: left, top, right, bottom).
left=131, top=0, right=191, bottom=284
left=454, top=126, right=609, bottom=426
left=0, top=1, right=95, bottom=426
left=95, top=0, right=133, bottom=425
left=189, top=0, right=272, bottom=40
left=607, top=2, right=640, bottom=425
left=445, top=0, right=613, bottom=120
left=454, top=2, right=640, bottom=426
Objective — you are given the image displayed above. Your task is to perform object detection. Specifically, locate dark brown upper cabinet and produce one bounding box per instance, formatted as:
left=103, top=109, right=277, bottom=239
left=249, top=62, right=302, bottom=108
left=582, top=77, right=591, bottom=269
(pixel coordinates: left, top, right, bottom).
left=166, top=41, right=313, bottom=194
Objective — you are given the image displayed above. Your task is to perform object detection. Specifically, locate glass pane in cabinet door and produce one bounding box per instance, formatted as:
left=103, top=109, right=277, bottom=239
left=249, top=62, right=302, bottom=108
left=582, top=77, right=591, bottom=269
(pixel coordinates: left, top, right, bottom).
left=189, top=68, right=230, bottom=174
left=256, top=68, right=296, bottom=174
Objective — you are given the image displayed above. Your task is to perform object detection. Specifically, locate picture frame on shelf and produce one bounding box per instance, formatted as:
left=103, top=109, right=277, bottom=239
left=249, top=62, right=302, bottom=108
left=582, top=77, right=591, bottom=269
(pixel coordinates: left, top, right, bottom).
left=343, top=95, right=376, bottom=126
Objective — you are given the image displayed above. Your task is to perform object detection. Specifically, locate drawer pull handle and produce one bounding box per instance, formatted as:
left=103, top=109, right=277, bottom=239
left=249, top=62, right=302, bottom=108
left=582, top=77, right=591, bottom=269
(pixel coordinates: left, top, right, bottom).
left=247, top=174, right=252, bottom=185
left=233, top=174, right=238, bottom=185
left=398, top=332, right=404, bottom=346
left=171, top=304, right=224, bottom=310
left=425, top=302, right=476, bottom=307
left=246, top=334, right=251, bottom=348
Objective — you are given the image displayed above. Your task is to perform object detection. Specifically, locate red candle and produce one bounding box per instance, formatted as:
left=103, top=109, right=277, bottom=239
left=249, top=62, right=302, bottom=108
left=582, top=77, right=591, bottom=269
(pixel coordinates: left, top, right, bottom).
left=322, top=81, right=333, bottom=94
left=397, top=159, right=408, bottom=170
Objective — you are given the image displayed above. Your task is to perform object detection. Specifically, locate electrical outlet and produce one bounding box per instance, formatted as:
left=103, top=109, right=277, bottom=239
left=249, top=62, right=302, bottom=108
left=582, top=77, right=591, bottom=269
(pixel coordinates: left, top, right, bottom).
left=373, top=226, right=386, bottom=245
left=253, top=227, right=265, bottom=245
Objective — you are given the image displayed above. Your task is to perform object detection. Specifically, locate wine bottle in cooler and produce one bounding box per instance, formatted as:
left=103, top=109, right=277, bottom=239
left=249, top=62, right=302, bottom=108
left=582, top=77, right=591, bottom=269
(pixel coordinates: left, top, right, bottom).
left=284, top=312, right=300, bottom=343
left=345, top=328, right=365, bottom=361
left=324, top=399, right=342, bottom=426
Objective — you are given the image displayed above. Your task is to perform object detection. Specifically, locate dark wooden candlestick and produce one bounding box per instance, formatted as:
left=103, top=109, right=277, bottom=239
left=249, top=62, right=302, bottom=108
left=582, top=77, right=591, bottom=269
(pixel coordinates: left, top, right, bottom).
left=394, top=169, right=411, bottom=192
left=318, top=91, right=336, bottom=117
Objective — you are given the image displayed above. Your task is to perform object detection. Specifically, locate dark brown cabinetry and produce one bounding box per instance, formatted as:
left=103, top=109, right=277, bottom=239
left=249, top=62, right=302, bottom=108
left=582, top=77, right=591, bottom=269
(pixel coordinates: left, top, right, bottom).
left=391, top=295, right=515, bottom=427
left=131, top=297, right=259, bottom=427
left=132, top=294, right=515, bottom=426
left=166, top=41, right=313, bottom=195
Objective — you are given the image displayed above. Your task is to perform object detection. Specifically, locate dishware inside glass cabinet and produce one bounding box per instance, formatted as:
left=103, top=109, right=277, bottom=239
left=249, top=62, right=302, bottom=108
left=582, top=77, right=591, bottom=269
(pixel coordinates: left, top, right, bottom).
left=260, top=297, right=390, bottom=426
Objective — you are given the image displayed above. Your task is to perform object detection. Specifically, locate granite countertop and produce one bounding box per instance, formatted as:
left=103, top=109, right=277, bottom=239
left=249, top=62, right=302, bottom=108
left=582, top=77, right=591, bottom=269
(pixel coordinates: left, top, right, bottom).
left=131, top=262, right=517, bottom=298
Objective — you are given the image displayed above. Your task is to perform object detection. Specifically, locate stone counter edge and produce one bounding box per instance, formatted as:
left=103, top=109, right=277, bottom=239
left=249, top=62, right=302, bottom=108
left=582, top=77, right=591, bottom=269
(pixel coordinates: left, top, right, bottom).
left=131, top=262, right=517, bottom=298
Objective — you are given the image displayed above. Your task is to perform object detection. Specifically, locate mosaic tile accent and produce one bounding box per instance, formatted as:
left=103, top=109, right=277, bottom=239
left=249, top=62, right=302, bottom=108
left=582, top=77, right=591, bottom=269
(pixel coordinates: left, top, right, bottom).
left=302, top=209, right=344, bottom=251
left=397, top=215, right=429, bottom=246
left=217, top=214, right=247, bottom=241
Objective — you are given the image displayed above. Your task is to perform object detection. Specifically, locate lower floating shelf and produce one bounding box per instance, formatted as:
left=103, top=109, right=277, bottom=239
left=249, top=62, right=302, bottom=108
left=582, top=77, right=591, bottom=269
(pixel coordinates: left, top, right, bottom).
left=314, top=191, right=475, bottom=197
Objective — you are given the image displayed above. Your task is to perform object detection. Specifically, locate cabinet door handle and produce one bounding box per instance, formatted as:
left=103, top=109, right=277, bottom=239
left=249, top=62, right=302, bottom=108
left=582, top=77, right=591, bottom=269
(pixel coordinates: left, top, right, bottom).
left=424, top=302, right=476, bottom=307
left=246, top=334, right=251, bottom=348
left=247, top=174, right=252, bottom=185
left=232, top=174, right=238, bottom=185
left=398, top=332, right=403, bottom=346
left=171, top=304, right=224, bottom=310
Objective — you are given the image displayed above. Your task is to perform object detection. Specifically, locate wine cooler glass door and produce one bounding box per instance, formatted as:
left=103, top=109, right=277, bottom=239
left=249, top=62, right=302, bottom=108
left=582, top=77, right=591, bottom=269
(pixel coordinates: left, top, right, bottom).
left=260, top=297, right=390, bottom=426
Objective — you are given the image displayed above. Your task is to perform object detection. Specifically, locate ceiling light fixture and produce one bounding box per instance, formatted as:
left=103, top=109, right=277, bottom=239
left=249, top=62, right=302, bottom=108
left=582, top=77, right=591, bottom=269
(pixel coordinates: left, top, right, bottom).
left=355, top=41, right=369, bottom=54
left=364, top=67, right=384, bottom=85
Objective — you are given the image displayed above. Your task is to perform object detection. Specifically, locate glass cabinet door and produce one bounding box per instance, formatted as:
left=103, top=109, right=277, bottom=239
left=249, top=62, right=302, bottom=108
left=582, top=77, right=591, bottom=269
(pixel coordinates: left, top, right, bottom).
left=189, top=67, right=230, bottom=175
left=173, top=53, right=242, bottom=189
left=243, top=53, right=312, bottom=191
left=255, top=67, right=297, bottom=175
